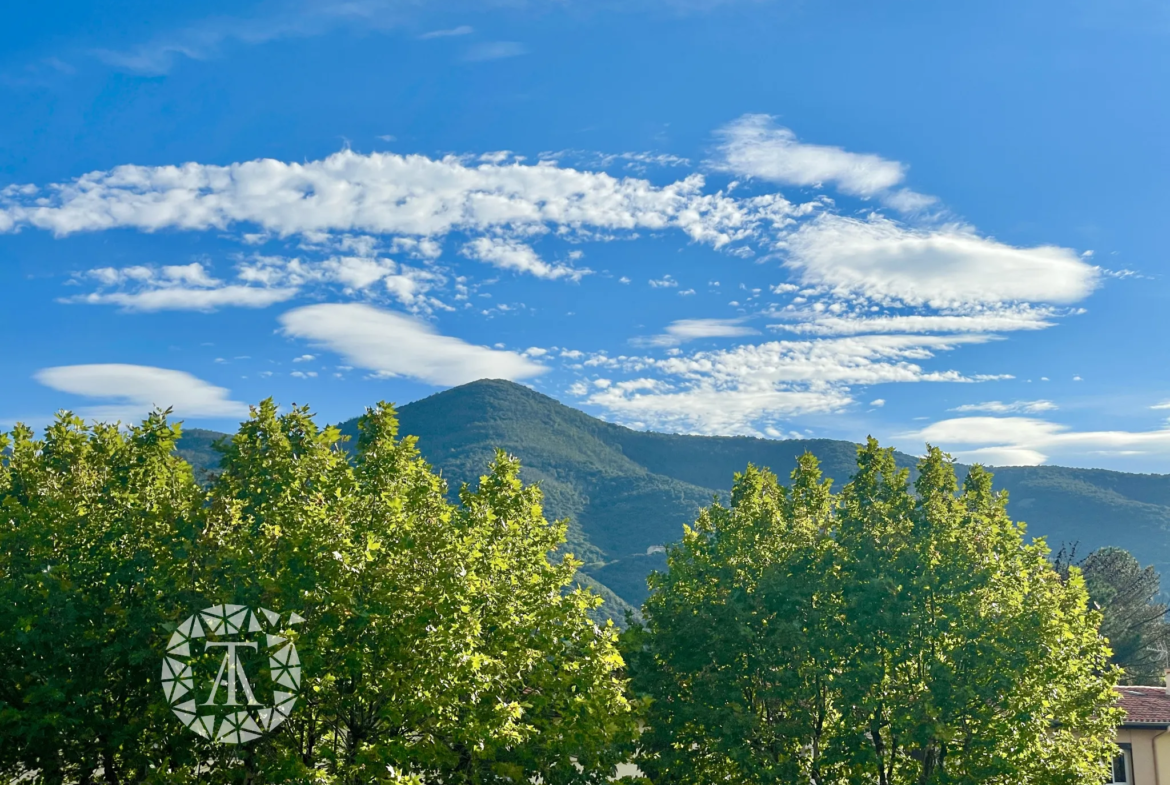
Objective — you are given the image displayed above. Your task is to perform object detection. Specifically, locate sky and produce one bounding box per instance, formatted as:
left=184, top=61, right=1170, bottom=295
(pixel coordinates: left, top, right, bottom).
left=1, top=0, right=1169, bottom=471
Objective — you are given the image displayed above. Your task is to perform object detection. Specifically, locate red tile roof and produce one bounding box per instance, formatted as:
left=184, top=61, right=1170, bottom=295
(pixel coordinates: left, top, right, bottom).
left=1117, top=686, right=1170, bottom=726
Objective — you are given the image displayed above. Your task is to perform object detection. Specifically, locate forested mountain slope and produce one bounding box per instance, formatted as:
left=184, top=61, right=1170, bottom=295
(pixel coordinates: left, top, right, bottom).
left=177, top=379, right=1170, bottom=613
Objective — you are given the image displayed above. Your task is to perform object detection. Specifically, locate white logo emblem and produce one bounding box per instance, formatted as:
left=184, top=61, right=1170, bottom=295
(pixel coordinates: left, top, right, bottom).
left=161, top=604, right=305, bottom=744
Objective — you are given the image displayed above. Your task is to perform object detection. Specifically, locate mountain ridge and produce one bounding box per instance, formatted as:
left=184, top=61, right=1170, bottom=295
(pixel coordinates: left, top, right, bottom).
left=176, top=379, right=1170, bottom=614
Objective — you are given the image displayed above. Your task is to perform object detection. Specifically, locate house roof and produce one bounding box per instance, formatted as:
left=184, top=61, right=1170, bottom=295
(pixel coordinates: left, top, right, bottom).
left=1117, top=686, right=1170, bottom=726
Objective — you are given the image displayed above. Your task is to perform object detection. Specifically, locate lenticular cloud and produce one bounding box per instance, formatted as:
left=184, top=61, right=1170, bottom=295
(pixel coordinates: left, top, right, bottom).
left=783, top=214, right=1100, bottom=307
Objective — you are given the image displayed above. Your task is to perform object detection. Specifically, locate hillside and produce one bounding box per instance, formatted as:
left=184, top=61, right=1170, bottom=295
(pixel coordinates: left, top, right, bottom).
left=176, top=379, right=1170, bottom=615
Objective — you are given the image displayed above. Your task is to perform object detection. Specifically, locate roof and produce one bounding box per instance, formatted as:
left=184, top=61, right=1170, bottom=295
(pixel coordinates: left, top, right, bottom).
left=1117, top=686, right=1170, bottom=726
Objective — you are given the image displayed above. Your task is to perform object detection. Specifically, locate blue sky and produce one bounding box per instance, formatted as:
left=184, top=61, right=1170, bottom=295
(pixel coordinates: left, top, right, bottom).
left=2, top=0, right=1169, bottom=470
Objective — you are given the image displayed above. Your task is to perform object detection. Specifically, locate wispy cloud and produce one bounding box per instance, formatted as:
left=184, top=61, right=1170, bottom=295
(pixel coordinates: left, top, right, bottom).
left=64, top=250, right=451, bottom=314
left=901, top=415, right=1170, bottom=466
left=419, top=25, right=473, bottom=39
left=635, top=317, right=759, bottom=347
left=576, top=333, right=1006, bottom=435
left=90, top=0, right=410, bottom=75
left=949, top=399, right=1058, bottom=414
left=64, top=262, right=298, bottom=312
left=712, top=114, right=937, bottom=212
left=460, top=237, right=590, bottom=280
left=769, top=308, right=1058, bottom=337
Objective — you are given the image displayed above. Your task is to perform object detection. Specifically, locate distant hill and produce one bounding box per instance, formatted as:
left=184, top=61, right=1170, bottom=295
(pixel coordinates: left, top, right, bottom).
left=176, top=379, right=1170, bottom=618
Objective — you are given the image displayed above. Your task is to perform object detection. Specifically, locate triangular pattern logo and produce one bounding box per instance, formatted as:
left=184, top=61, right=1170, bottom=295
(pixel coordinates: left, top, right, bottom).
left=161, top=605, right=306, bottom=744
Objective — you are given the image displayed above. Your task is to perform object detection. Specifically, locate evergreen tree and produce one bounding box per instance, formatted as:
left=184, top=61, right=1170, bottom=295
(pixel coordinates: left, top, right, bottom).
left=1056, top=546, right=1170, bottom=685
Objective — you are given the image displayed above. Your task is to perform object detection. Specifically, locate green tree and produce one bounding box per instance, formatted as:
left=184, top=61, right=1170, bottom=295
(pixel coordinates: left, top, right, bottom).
left=202, top=400, right=636, bottom=783
left=0, top=412, right=205, bottom=784
left=625, top=439, right=1122, bottom=785
left=1, top=402, right=634, bottom=784
left=1056, top=546, right=1170, bottom=685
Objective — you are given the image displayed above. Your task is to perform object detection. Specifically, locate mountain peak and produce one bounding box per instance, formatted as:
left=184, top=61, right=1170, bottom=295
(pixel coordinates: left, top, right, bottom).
left=179, top=386, right=1170, bottom=614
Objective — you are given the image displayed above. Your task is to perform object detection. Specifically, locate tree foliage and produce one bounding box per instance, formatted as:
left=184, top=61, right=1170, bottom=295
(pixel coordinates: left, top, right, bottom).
left=0, top=413, right=204, bottom=783
left=1056, top=545, right=1170, bottom=685
left=178, top=380, right=1170, bottom=617
left=624, top=439, right=1122, bottom=785
left=0, top=402, right=633, bottom=784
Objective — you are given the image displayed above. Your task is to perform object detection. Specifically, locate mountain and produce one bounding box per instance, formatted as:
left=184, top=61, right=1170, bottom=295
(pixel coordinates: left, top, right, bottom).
left=175, top=379, right=1170, bottom=617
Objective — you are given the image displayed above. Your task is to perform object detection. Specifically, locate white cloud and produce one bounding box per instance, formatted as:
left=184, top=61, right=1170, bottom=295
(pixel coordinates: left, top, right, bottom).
left=784, top=214, right=1099, bottom=308
left=654, top=334, right=994, bottom=387
left=578, top=151, right=693, bottom=172
left=902, top=415, right=1170, bottom=466
left=6, top=130, right=1117, bottom=440
left=871, top=398, right=885, bottom=407
left=770, top=307, right=1057, bottom=336
left=589, top=384, right=852, bottom=435
left=585, top=333, right=1000, bottom=435
left=1152, top=401, right=1170, bottom=410
left=714, top=114, right=930, bottom=207
left=952, top=446, right=1051, bottom=466
left=34, top=364, right=247, bottom=421
left=460, top=237, right=589, bottom=280
left=636, top=317, right=759, bottom=347
left=64, top=261, right=298, bottom=311
left=278, top=303, right=546, bottom=386
left=950, top=399, right=1057, bottom=414
left=159, top=262, right=218, bottom=286
left=240, top=253, right=445, bottom=310
left=70, top=253, right=447, bottom=313
left=76, top=286, right=296, bottom=311
left=0, top=150, right=787, bottom=251
left=665, top=318, right=757, bottom=341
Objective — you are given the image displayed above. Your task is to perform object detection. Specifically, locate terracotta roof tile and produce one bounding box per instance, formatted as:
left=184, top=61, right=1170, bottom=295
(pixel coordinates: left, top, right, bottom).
left=1117, top=686, right=1170, bottom=726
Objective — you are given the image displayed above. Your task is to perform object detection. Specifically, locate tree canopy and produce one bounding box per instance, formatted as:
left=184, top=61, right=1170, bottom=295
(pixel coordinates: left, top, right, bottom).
left=623, top=439, right=1122, bottom=785
left=0, top=402, right=634, bottom=784
left=1056, top=545, right=1170, bottom=685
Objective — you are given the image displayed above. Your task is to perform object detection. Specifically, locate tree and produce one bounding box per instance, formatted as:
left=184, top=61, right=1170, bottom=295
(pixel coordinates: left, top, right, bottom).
left=0, top=412, right=205, bottom=784
left=1056, top=546, right=1170, bottom=685
left=199, top=400, right=635, bottom=784
left=0, top=402, right=634, bottom=784
left=624, top=439, right=1122, bottom=785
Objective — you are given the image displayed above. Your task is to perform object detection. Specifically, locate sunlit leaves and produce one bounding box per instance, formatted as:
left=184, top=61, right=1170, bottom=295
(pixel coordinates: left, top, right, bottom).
left=626, top=440, right=1122, bottom=785
left=0, top=402, right=634, bottom=784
